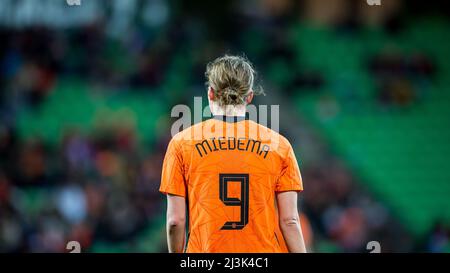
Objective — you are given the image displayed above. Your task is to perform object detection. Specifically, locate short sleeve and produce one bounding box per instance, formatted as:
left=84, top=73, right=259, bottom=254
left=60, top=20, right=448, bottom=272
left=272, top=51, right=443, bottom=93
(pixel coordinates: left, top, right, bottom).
left=276, top=144, right=303, bottom=192
left=159, top=138, right=186, bottom=197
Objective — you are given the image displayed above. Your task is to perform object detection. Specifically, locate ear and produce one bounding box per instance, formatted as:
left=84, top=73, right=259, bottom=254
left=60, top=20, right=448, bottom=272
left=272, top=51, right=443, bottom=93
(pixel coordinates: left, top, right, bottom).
left=246, top=91, right=254, bottom=104
left=208, top=87, right=215, bottom=101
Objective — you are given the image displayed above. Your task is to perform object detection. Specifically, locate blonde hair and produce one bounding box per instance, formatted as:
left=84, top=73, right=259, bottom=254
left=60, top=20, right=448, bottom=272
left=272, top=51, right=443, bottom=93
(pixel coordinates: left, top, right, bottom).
left=205, top=55, right=263, bottom=106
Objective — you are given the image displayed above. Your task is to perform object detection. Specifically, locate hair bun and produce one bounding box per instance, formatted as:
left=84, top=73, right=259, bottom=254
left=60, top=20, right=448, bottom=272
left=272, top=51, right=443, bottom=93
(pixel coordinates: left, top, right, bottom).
left=224, top=87, right=238, bottom=96
left=223, top=87, right=239, bottom=103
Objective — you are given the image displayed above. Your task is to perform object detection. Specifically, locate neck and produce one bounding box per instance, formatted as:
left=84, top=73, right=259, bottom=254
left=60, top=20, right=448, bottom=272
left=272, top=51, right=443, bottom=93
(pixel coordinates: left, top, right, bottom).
left=210, top=103, right=247, bottom=117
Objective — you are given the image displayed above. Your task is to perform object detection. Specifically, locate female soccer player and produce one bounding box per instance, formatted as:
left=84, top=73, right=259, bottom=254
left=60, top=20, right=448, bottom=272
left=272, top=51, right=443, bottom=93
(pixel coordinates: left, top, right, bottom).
left=160, top=55, right=306, bottom=253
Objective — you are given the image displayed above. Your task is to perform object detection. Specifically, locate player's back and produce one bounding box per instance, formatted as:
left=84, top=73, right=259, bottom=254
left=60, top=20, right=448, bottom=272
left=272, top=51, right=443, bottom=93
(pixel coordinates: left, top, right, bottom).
left=160, top=116, right=302, bottom=253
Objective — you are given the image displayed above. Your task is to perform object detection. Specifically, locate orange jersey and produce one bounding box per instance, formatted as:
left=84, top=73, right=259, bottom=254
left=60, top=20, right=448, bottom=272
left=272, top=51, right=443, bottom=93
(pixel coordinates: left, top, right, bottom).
left=160, top=116, right=303, bottom=253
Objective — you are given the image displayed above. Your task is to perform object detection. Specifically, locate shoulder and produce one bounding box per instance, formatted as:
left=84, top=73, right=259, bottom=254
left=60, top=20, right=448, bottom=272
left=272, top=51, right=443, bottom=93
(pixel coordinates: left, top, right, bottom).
left=248, top=120, right=292, bottom=150
left=170, top=119, right=211, bottom=144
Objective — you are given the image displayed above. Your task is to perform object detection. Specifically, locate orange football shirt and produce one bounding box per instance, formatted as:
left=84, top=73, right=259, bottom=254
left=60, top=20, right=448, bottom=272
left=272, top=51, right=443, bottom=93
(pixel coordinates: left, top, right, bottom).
left=160, top=116, right=303, bottom=253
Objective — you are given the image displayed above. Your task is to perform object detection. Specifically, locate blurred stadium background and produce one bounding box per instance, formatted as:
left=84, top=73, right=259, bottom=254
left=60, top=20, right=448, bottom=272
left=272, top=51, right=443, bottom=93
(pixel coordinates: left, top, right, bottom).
left=1, top=0, right=450, bottom=253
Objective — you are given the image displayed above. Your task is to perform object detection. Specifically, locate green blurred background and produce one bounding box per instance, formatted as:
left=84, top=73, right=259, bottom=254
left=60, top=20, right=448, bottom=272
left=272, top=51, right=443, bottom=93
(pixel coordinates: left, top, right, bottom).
left=0, top=0, right=450, bottom=252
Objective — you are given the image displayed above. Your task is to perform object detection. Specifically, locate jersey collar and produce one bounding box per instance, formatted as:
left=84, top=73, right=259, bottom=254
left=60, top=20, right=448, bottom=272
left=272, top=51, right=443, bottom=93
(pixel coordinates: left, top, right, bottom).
left=213, top=115, right=247, bottom=123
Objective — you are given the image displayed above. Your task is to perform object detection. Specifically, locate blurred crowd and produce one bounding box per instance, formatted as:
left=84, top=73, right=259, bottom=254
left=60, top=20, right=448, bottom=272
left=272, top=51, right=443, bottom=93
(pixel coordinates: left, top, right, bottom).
left=301, top=158, right=413, bottom=252
left=0, top=0, right=449, bottom=252
left=0, top=125, right=167, bottom=252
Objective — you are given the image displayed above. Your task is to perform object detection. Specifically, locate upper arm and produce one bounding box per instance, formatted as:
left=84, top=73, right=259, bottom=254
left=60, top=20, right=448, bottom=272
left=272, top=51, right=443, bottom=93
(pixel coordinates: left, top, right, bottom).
left=167, top=194, right=186, bottom=224
left=276, top=191, right=299, bottom=223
